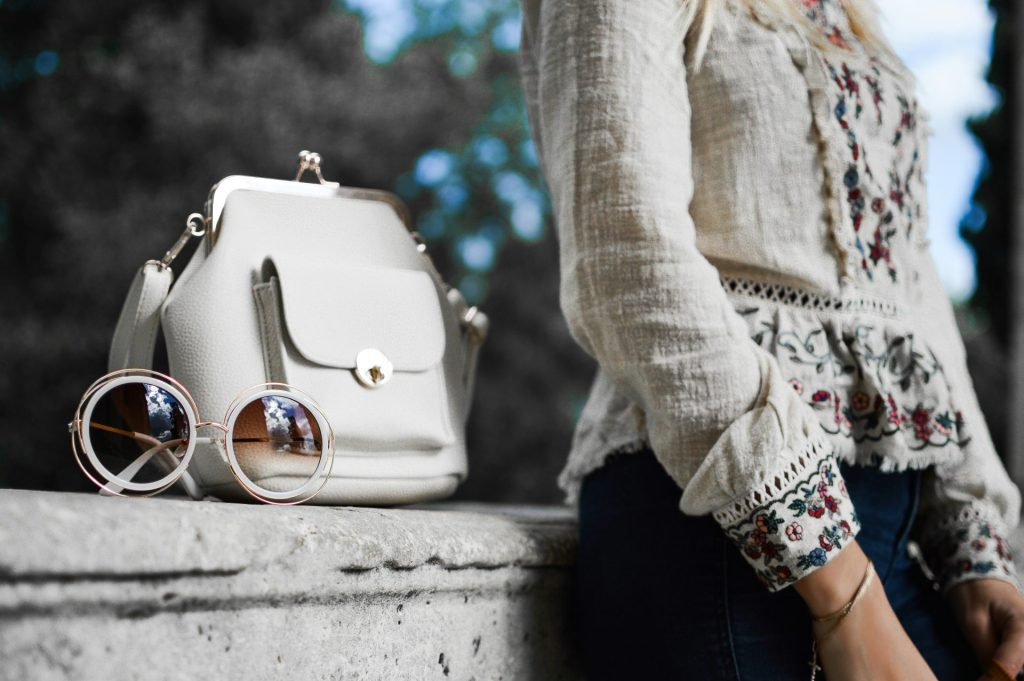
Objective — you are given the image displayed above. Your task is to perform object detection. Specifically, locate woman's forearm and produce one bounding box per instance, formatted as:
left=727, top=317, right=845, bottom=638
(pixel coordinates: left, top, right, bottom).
left=793, top=539, right=871, bottom=616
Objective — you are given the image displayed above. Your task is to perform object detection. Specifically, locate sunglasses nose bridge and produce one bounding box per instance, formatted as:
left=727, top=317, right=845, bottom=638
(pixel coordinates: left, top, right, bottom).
left=196, top=421, right=229, bottom=433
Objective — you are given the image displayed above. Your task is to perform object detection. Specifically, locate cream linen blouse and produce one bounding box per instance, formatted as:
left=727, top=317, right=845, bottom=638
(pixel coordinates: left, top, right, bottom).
left=517, top=0, right=1022, bottom=593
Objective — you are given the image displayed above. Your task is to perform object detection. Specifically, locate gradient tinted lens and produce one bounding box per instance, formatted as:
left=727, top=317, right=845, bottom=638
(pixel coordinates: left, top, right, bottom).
left=231, top=395, right=326, bottom=496
left=82, top=381, right=191, bottom=492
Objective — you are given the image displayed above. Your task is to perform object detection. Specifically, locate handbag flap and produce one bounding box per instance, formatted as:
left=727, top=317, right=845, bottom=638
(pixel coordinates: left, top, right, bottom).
left=270, top=252, right=447, bottom=372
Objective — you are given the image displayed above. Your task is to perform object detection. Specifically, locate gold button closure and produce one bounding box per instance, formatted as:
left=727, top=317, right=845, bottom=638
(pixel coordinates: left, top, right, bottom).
left=354, top=348, right=393, bottom=388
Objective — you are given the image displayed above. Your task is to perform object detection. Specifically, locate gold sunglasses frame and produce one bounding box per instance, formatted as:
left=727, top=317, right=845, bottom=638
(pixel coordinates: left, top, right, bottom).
left=69, top=368, right=336, bottom=505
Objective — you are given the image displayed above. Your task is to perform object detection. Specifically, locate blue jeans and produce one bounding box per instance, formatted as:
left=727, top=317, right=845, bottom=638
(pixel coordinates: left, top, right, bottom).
left=574, top=446, right=980, bottom=680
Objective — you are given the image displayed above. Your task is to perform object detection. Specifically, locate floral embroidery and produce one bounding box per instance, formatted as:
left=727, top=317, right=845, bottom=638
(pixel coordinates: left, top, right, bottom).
left=834, top=63, right=863, bottom=122
left=736, top=306, right=972, bottom=452
left=826, top=58, right=905, bottom=283
left=915, top=505, right=1017, bottom=590
left=797, top=0, right=927, bottom=284
left=804, top=387, right=968, bottom=449
left=864, top=65, right=883, bottom=125
left=892, top=93, right=918, bottom=146
left=843, top=165, right=865, bottom=229
left=799, top=0, right=854, bottom=51
left=721, top=455, right=860, bottom=590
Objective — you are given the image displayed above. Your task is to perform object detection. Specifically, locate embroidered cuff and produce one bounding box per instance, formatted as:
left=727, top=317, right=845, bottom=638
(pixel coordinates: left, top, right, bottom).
left=713, top=437, right=861, bottom=592
left=914, top=504, right=1021, bottom=595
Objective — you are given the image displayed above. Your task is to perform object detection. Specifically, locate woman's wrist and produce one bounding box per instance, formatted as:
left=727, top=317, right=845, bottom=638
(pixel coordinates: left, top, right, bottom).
left=793, top=538, right=872, bottom=618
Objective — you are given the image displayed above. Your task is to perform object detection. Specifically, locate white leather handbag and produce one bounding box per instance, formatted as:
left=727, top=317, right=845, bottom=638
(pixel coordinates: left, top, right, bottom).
left=107, top=151, right=489, bottom=505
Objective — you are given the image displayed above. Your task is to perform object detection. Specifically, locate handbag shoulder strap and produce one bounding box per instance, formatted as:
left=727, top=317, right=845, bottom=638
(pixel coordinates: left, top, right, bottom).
left=104, top=260, right=205, bottom=501
left=108, top=260, right=173, bottom=373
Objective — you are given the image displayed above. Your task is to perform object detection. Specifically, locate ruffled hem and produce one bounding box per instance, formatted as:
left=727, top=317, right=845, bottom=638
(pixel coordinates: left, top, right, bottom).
left=555, top=433, right=651, bottom=507
left=723, top=283, right=972, bottom=476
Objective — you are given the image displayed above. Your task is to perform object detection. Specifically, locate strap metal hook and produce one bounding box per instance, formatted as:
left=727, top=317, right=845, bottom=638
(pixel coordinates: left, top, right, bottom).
left=156, top=213, right=207, bottom=270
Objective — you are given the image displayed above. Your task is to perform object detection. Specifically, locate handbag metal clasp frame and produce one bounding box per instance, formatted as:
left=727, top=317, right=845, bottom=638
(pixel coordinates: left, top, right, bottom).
left=152, top=150, right=489, bottom=350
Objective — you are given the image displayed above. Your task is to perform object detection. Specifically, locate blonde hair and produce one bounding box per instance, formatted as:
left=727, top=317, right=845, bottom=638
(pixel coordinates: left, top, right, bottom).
left=680, top=0, right=894, bottom=72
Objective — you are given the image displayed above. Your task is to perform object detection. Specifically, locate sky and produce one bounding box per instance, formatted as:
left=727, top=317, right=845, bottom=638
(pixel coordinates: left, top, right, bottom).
left=878, top=0, right=997, bottom=301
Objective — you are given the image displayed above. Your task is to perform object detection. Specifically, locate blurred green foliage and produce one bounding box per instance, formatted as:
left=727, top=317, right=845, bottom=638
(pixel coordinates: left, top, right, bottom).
left=340, top=0, right=549, bottom=304
left=0, top=0, right=596, bottom=502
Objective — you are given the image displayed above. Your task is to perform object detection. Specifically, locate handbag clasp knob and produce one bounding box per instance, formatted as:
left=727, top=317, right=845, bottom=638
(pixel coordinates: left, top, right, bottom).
left=294, top=150, right=338, bottom=186
left=354, top=348, right=393, bottom=388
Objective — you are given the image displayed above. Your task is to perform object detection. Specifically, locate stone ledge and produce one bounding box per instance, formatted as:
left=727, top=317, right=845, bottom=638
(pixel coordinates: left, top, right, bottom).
left=0, top=490, right=580, bottom=681
left=6, top=489, right=1023, bottom=681
left=0, top=491, right=576, bottom=578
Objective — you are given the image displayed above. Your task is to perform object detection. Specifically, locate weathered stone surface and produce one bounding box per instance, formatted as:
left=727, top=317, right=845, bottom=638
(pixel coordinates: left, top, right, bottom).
left=6, top=489, right=1024, bottom=681
left=0, top=490, right=580, bottom=681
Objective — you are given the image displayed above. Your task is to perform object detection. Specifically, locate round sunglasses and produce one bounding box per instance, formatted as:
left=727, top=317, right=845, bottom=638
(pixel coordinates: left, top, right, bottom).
left=68, top=369, right=335, bottom=505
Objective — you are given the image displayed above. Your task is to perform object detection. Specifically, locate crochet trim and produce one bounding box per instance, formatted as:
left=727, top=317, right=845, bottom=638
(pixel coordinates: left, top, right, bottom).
left=927, top=502, right=1009, bottom=533
left=720, top=274, right=902, bottom=317
left=712, top=431, right=835, bottom=527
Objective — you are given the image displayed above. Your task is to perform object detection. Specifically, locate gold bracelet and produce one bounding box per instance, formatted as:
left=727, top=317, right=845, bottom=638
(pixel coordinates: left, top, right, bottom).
left=813, top=559, right=876, bottom=628
left=808, top=559, right=876, bottom=681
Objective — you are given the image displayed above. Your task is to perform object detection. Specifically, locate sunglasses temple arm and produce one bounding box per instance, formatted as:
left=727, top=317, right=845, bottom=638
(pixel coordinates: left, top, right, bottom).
left=98, top=446, right=205, bottom=501
left=154, top=436, right=212, bottom=499
left=99, top=440, right=180, bottom=496
left=177, top=468, right=205, bottom=500
left=98, top=439, right=205, bottom=500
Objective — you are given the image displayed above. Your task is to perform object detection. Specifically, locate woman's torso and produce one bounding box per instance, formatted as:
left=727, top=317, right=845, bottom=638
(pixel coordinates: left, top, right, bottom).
left=541, top=0, right=985, bottom=505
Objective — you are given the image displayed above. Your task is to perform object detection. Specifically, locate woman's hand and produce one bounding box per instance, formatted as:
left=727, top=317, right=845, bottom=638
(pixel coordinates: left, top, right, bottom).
left=794, top=540, right=937, bottom=680
left=947, top=578, right=1024, bottom=680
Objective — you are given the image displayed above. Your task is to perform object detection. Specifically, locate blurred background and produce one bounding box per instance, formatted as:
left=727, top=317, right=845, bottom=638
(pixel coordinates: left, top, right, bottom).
left=0, top=0, right=1019, bottom=504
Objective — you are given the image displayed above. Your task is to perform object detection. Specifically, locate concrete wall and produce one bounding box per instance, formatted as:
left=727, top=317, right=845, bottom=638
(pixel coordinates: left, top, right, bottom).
left=0, top=491, right=580, bottom=681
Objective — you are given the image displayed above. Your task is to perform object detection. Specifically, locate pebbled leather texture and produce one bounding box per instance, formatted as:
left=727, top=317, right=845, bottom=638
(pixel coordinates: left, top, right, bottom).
left=156, top=185, right=477, bottom=505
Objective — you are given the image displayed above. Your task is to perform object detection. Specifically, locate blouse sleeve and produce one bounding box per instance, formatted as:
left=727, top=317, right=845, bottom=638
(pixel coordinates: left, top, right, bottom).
left=908, top=245, right=1022, bottom=595
left=518, top=0, right=862, bottom=591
